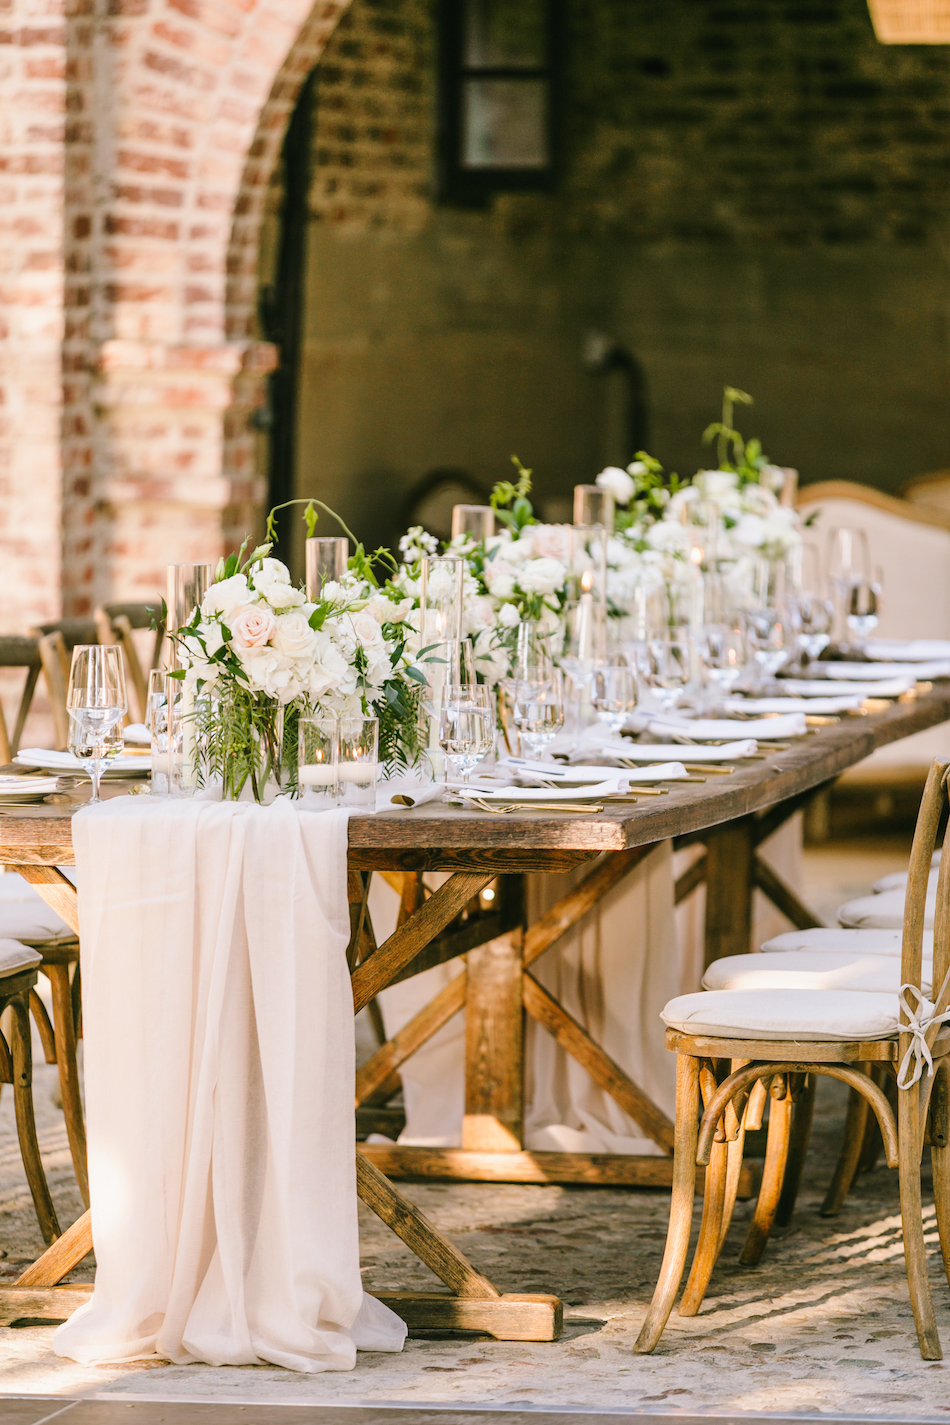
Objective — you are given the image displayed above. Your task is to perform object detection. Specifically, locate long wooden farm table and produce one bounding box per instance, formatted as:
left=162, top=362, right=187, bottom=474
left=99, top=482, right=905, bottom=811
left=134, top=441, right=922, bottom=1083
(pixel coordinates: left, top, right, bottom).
left=3, top=688, right=950, bottom=1343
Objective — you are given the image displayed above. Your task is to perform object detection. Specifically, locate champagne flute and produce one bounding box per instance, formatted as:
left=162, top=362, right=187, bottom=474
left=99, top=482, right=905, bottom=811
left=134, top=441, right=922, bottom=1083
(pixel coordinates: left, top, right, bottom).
left=67, top=645, right=127, bottom=804
left=439, top=684, right=494, bottom=785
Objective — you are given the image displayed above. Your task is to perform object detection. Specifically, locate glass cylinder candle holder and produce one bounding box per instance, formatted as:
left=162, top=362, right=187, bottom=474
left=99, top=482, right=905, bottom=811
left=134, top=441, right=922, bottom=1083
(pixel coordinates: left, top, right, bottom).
left=305, top=537, right=349, bottom=601
left=573, top=484, right=614, bottom=531
left=147, top=668, right=169, bottom=795
left=166, top=683, right=209, bottom=796
left=338, top=716, right=378, bottom=808
left=298, top=715, right=340, bottom=807
left=451, top=504, right=495, bottom=543
left=568, top=527, right=608, bottom=603
left=167, top=565, right=212, bottom=669
left=419, top=555, right=465, bottom=646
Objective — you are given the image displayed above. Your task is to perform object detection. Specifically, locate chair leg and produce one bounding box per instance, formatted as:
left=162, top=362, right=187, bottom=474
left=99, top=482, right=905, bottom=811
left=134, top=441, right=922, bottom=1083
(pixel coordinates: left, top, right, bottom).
left=856, top=1065, right=889, bottom=1175
left=932, top=1087, right=950, bottom=1293
left=9, top=994, right=60, bottom=1246
left=29, top=989, right=56, bottom=1065
left=46, top=963, right=88, bottom=1206
left=740, top=1084, right=792, bottom=1266
left=821, top=1077, right=870, bottom=1218
left=678, top=1135, right=727, bottom=1317
left=679, top=1059, right=748, bottom=1316
left=635, top=1054, right=700, bottom=1353
left=899, top=1077, right=942, bottom=1359
left=776, top=1073, right=816, bottom=1227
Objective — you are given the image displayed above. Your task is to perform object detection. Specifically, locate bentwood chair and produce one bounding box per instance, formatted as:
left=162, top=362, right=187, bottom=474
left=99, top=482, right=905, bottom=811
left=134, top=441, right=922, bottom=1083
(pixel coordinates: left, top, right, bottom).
left=0, top=942, right=61, bottom=1245
left=94, top=601, right=163, bottom=724
left=637, top=756, right=950, bottom=1360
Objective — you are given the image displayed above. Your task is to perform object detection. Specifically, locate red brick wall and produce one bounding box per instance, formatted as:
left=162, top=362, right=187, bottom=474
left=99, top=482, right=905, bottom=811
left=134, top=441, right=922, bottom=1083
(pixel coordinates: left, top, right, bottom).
left=0, top=0, right=66, bottom=630
left=0, top=0, right=354, bottom=627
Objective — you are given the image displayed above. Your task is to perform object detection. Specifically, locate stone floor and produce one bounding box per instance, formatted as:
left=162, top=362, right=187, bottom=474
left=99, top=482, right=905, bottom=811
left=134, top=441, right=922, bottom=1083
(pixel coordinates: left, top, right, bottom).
left=3, top=832, right=949, bottom=1416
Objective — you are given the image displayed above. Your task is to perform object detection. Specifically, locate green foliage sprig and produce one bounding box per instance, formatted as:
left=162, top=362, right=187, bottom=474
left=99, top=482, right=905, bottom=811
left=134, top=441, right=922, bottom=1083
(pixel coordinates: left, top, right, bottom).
left=701, top=386, right=771, bottom=484
left=490, top=455, right=536, bottom=533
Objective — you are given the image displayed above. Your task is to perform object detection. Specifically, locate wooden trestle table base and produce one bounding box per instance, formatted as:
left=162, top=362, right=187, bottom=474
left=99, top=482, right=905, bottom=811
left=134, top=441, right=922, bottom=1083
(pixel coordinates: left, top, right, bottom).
left=3, top=689, right=950, bottom=1343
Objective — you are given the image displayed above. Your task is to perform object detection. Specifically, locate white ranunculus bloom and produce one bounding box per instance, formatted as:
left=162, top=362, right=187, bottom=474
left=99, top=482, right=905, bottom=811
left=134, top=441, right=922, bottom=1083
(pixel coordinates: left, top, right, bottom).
left=517, top=557, right=565, bottom=596
left=257, top=577, right=305, bottom=610
left=646, top=520, right=689, bottom=555
left=498, top=602, right=521, bottom=627
left=596, top=466, right=636, bottom=505
left=273, top=609, right=317, bottom=661
left=202, top=573, right=250, bottom=619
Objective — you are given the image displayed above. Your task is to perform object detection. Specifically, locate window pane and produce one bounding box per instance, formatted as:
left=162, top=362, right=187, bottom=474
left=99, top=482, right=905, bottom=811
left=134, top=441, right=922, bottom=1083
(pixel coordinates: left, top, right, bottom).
left=464, top=0, right=546, bottom=69
left=462, top=78, right=548, bottom=169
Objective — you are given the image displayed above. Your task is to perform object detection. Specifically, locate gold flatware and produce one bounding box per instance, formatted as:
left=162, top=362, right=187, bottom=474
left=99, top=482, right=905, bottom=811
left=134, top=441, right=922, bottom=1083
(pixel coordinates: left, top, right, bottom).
left=682, top=764, right=734, bottom=775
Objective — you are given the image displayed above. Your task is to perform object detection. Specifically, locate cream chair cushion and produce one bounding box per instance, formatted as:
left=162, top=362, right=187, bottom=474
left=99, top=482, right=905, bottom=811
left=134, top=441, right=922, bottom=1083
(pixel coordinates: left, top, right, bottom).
left=760, top=927, right=910, bottom=955
left=661, top=988, right=900, bottom=1041
left=0, top=940, right=42, bottom=975
left=0, top=872, right=74, bottom=942
left=703, top=951, right=925, bottom=996
left=838, top=888, right=935, bottom=929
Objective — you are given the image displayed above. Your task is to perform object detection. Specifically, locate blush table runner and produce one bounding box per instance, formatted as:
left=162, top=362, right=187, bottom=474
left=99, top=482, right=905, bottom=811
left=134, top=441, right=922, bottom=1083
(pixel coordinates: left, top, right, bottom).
left=54, top=796, right=406, bottom=1372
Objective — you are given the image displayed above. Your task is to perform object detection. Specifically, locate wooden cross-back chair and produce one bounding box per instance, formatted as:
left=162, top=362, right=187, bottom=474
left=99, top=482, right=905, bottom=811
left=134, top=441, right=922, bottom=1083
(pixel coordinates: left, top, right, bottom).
left=93, top=601, right=163, bottom=725
left=0, top=635, right=45, bottom=764
left=0, top=963, right=60, bottom=1246
left=636, top=755, right=950, bottom=1361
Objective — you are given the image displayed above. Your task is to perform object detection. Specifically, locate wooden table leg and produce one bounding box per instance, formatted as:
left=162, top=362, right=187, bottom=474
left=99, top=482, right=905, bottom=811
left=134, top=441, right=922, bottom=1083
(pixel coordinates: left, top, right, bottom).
left=703, top=818, right=755, bottom=968
left=462, top=929, right=524, bottom=1152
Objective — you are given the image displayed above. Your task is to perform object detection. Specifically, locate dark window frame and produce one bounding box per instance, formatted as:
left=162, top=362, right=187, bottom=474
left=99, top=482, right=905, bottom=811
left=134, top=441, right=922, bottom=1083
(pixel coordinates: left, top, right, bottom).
left=437, top=0, right=562, bottom=207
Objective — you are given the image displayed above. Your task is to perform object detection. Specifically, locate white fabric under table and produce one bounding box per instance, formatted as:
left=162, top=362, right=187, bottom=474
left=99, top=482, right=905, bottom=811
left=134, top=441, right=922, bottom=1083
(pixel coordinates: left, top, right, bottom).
left=54, top=796, right=405, bottom=1372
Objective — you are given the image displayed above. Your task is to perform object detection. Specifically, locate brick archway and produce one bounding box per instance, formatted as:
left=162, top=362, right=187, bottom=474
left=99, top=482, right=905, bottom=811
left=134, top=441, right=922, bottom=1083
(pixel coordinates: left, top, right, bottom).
left=58, top=0, right=355, bottom=614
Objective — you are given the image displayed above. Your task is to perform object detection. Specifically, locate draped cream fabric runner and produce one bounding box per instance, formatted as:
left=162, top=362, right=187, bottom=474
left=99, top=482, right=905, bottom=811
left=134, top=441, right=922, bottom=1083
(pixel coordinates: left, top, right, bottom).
left=371, top=843, right=680, bottom=1153
left=55, top=797, right=406, bottom=1372
left=371, top=822, right=804, bottom=1152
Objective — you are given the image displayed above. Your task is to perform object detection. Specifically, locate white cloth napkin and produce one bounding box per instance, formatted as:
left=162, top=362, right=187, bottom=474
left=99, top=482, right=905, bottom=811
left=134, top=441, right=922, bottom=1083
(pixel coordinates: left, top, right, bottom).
left=865, top=640, right=950, bottom=662
left=54, top=797, right=406, bottom=1372
left=498, top=758, right=690, bottom=783
left=722, top=695, right=862, bottom=715
left=820, top=662, right=950, bottom=681
left=784, top=677, right=913, bottom=698
left=648, top=713, right=807, bottom=741
left=594, top=739, right=758, bottom=763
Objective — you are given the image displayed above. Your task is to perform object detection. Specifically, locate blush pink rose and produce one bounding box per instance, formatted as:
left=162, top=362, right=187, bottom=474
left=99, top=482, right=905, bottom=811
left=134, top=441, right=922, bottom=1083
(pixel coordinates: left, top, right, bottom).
left=229, top=603, right=276, bottom=649
left=530, top=524, right=572, bottom=562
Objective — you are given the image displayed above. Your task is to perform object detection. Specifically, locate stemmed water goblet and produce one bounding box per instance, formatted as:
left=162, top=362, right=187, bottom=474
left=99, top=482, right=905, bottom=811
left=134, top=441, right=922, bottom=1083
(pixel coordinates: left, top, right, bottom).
left=697, top=624, right=746, bottom=701
left=592, top=665, right=636, bottom=734
left=646, top=627, right=691, bottom=712
left=511, top=669, right=565, bottom=758
left=67, top=645, right=128, bottom=804
left=439, top=684, right=494, bottom=786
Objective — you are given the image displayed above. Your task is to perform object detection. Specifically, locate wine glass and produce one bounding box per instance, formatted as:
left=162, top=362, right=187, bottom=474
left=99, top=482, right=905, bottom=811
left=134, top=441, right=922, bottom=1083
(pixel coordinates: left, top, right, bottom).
left=67, top=645, right=127, bottom=804
left=647, top=627, right=691, bottom=712
left=439, top=684, right=494, bottom=784
left=698, top=624, right=746, bottom=695
left=847, top=570, right=883, bottom=642
left=789, top=544, right=833, bottom=664
left=561, top=598, right=607, bottom=690
left=746, top=606, right=792, bottom=679
left=592, top=665, right=636, bottom=734
left=511, top=669, right=565, bottom=758
left=826, top=526, right=871, bottom=646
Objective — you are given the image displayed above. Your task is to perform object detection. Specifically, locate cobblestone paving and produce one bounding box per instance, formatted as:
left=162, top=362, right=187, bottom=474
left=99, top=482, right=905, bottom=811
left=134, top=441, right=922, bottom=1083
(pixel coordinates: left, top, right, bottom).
left=3, top=837, right=948, bottom=1413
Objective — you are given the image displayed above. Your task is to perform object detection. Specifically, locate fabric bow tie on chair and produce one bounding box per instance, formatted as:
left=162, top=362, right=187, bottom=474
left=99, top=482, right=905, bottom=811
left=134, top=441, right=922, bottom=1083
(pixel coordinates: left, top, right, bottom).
left=897, top=981, right=950, bottom=1090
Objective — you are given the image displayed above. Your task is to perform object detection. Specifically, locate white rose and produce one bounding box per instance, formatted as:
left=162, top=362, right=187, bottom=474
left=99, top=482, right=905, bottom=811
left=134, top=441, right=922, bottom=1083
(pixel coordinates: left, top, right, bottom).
left=466, top=595, right=497, bottom=633
left=498, top=602, right=522, bottom=627
left=256, top=556, right=292, bottom=584
left=257, top=577, right=305, bottom=610
left=530, top=524, right=572, bottom=562
left=483, top=558, right=516, bottom=599
left=202, top=573, right=250, bottom=619
left=273, top=609, right=317, bottom=661
left=596, top=466, right=636, bottom=505
left=350, top=611, right=385, bottom=646
left=229, top=603, right=277, bottom=649
left=517, top=557, right=566, bottom=597
left=626, top=460, right=648, bottom=477
left=504, top=537, right=534, bottom=565
left=199, top=620, right=224, bottom=658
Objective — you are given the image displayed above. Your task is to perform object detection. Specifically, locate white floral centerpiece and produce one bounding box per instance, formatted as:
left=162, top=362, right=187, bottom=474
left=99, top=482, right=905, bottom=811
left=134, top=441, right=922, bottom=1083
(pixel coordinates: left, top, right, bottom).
left=172, top=508, right=425, bottom=801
